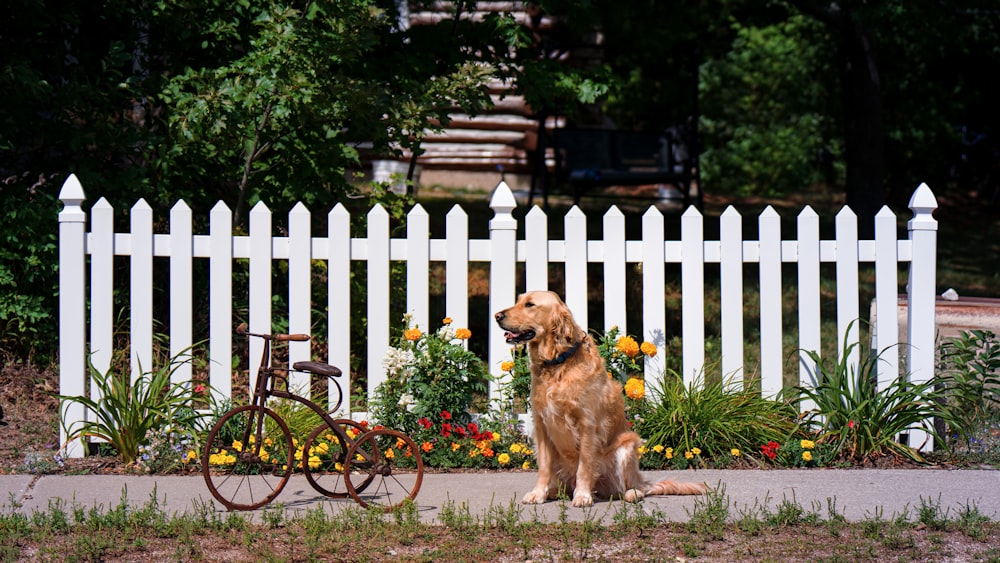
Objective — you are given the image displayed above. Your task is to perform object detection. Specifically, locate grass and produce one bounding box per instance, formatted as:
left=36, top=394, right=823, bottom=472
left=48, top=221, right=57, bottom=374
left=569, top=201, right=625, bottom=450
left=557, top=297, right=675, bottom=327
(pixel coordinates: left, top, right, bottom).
left=2, top=485, right=997, bottom=562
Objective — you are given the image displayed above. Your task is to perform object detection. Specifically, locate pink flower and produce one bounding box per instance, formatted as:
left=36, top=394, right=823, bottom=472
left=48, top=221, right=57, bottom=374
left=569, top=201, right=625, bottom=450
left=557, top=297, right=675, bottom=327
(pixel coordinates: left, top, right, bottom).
left=847, top=420, right=855, bottom=429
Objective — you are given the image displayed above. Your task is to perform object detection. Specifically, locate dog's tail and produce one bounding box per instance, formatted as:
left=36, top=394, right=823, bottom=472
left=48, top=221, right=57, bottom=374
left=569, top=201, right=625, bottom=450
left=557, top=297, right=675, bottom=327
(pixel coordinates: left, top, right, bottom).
left=645, top=478, right=708, bottom=496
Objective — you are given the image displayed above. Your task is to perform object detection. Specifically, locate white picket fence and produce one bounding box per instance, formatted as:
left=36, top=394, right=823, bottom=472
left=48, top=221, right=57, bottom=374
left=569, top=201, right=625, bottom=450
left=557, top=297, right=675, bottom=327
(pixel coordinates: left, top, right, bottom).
left=57, top=175, right=939, bottom=457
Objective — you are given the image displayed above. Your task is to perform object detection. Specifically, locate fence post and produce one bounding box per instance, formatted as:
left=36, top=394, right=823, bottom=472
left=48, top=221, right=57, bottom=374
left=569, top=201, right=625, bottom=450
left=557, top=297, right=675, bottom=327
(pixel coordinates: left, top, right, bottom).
left=489, top=182, right=518, bottom=401
left=58, top=174, right=87, bottom=458
left=906, top=183, right=938, bottom=451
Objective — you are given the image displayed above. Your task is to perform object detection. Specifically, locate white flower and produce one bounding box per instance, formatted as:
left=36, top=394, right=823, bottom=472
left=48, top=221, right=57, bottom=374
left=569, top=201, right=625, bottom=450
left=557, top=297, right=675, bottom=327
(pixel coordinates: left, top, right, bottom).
left=382, top=347, right=415, bottom=377
left=398, top=393, right=416, bottom=412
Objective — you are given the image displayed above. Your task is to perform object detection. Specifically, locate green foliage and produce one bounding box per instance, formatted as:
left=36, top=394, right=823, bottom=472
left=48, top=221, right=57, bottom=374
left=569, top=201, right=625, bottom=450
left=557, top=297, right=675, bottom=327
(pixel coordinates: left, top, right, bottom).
left=796, top=338, right=950, bottom=464
left=594, top=326, right=658, bottom=384
left=937, top=329, right=1000, bottom=448
left=638, top=372, right=799, bottom=461
left=0, top=187, right=59, bottom=361
left=58, top=354, right=213, bottom=464
left=370, top=316, right=490, bottom=431
left=699, top=15, right=842, bottom=196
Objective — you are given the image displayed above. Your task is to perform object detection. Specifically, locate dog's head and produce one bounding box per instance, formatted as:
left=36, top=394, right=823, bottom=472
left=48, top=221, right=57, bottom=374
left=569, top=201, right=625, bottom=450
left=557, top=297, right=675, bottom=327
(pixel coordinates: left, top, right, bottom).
left=494, top=291, right=580, bottom=355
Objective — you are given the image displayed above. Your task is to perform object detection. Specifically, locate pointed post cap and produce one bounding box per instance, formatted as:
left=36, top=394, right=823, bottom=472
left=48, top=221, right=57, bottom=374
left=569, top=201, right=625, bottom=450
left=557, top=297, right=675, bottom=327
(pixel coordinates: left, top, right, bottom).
left=58, top=174, right=85, bottom=207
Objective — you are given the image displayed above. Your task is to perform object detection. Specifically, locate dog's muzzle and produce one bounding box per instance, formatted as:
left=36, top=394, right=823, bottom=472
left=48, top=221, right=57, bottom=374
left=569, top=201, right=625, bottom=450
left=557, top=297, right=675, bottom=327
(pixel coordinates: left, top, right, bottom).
left=495, top=311, right=536, bottom=343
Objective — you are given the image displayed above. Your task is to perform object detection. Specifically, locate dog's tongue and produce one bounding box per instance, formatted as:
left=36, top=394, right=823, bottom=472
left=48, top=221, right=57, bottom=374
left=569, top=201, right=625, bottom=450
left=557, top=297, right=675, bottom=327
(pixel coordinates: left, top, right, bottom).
left=504, top=331, right=519, bottom=340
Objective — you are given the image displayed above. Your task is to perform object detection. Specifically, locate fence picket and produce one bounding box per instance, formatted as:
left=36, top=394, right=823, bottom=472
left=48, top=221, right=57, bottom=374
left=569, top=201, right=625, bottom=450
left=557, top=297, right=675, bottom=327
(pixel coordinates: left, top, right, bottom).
left=874, top=206, right=900, bottom=389
left=719, top=207, right=744, bottom=385
left=446, top=205, right=470, bottom=330
left=328, top=204, right=352, bottom=415
left=208, top=202, right=233, bottom=403
left=90, top=199, right=114, bottom=390
left=681, top=207, right=706, bottom=385
left=603, top=207, right=627, bottom=333
left=835, top=207, right=861, bottom=374
left=407, top=205, right=430, bottom=331
left=797, top=206, right=821, bottom=409
left=367, top=205, right=391, bottom=398
left=641, top=207, right=667, bottom=393
left=758, top=207, right=783, bottom=398
left=131, top=199, right=154, bottom=384
left=248, top=202, right=272, bottom=392
left=288, top=202, right=311, bottom=392
left=169, top=201, right=193, bottom=387
left=525, top=206, right=548, bottom=291
left=564, top=207, right=588, bottom=327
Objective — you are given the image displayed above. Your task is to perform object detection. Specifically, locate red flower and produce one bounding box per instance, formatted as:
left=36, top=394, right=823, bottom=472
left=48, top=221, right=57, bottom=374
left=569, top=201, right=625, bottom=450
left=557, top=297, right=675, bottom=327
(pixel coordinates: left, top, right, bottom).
left=760, top=441, right=780, bottom=460
left=847, top=420, right=855, bottom=429
left=467, top=422, right=479, bottom=436
left=440, top=410, right=452, bottom=420
left=453, top=425, right=467, bottom=438
left=193, top=383, right=206, bottom=395
left=440, top=422, right=452, bottom=437
left=418, top=417, right=432, bottom=429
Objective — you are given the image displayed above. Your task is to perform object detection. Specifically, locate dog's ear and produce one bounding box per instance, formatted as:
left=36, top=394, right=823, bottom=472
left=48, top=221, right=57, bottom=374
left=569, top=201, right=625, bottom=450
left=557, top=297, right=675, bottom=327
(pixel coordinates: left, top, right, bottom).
left=548, top=300, right=580, bottom=345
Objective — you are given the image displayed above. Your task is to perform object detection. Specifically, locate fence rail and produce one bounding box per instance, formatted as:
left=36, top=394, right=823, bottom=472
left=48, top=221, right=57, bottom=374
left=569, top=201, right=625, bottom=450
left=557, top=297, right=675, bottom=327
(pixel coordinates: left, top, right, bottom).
left=57, top=175, right=938, bottom=457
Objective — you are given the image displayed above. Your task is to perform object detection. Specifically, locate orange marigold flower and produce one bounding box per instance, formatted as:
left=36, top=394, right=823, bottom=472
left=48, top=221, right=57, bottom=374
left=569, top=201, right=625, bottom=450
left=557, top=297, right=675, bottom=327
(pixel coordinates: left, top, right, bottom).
left=624, top=377, right=645, bottom=400
left=404, top=328, right=422, bottom=341
left=640, top=341, right=657, bottom=357
left=455, top=328, right=472, bottom=339
left=500, top=361, right=515, bottom=372
left=421, top=441, right=433, bottom=453
left=442, top=317, right=453, bottom=325
left=384, top=448, right=395, bottom=459
left=616, top=335, right=640, bottom=358
left=451, top=442, right=462, bottom=452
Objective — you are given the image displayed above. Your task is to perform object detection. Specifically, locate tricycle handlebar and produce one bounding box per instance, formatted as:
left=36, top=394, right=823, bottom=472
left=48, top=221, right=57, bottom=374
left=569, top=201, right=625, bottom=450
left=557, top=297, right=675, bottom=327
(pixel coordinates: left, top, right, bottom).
left=236, top=323, right=311, bottom=342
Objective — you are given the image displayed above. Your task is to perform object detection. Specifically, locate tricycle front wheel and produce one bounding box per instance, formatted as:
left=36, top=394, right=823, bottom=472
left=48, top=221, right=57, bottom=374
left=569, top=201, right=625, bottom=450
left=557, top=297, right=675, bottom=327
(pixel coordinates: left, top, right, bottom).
left=344, top=428, right=424, bottom=511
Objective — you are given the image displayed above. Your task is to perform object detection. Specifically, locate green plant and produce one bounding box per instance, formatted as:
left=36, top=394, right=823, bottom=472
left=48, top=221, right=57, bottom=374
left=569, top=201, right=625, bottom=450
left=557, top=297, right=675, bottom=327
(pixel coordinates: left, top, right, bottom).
left=638, top=371, right=799, bottom=462
left=937, top=329, right=1000, bottom=448
left=58, top=354, right=212, bottom=464
left=371, top=315, right=490, bottom=431
left=796, top=336, right=951, bottom=464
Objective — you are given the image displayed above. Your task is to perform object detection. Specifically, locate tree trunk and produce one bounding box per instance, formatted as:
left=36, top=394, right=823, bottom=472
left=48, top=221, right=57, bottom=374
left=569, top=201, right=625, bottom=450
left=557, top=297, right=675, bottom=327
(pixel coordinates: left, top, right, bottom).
left=838, top=16, right=884, bottom=238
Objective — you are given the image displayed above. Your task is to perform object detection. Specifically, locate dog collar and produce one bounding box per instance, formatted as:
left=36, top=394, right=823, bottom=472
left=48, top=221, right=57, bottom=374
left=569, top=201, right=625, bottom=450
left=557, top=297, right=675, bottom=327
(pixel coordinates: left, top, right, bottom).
left=541, top=338, right=584, bottom=366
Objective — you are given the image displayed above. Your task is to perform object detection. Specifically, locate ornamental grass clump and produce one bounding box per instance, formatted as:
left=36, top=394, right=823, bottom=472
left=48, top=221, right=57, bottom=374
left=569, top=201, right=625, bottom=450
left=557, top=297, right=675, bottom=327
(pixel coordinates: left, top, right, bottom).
left=638, top=372, right=798, bottom=462
left=796, top=336, right=952, bottom=464
left=58, top=353, right=212, bottom=465
left=936, top=329, right=1000, bottom=450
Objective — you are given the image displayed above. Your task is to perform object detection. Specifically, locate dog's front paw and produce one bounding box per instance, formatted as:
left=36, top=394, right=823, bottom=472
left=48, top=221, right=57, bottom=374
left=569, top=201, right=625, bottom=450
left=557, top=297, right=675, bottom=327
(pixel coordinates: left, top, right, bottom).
left=571, top=492, right=594, bottom=507
left=522, top=489, right=548, bottom=504
left=623, top=488, right=645, bottom=503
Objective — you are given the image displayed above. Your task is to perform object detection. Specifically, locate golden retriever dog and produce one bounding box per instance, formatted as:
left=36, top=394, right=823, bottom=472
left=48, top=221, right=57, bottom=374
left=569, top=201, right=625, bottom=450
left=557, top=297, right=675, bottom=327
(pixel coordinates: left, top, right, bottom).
left=495, top=291, right=707, bottom=507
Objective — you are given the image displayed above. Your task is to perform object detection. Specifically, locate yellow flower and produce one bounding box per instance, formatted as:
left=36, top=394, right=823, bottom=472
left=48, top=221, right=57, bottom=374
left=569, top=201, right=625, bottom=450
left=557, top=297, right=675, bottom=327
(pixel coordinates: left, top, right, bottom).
left=800, top=439, right=815, bottom=450
left=442, top=317, right=453, bottom=325
left=638, top=446, right=649, bottom=456
left=384, top=448, right=395, bottom=460
left=455, top=328, right=472, bottom=339
left=652, top=444, right=664, bottom=453
left=509, top=443, right=524, bottom=454
left=624, top=377, right=645, bottom=400
left=691, top=447, right=701, bottom=455
left=184, top=450, right=197, bottom=464
left=501, top=361, right=515, bottom=372
left=616, top=335, right=640, bottom=358
left=231, top=440, right=243, bottom=452
left=335, top=462, right=344, bottom=472
left=731, top=448, right=741, bottom=457
left=665, top=448, right=674, bottom=460
left=522, top=461, right=531, bottom=470
left=684, top=450, right=694, bottom=459
left=451, top=442, right=462, bottom=452
left=346, top=428, right=358, bottom=440
left=640, top=341, right=657, bottom=357
left=498, top=453, right=511, bottom=465
left=404, top=328, right=422, bottom=341
left=802, top=451, right=813, bottom=462
left=308, top=456, right=322, bottom=469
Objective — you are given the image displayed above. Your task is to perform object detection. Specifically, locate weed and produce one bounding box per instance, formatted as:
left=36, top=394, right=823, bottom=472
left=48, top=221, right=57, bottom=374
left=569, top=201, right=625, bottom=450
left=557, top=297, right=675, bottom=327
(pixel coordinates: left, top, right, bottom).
left=956, top=500, right=992, bottom=540
left=685, top=482, right=730, bottom=540
left=918, top=493, right=952, bottom=531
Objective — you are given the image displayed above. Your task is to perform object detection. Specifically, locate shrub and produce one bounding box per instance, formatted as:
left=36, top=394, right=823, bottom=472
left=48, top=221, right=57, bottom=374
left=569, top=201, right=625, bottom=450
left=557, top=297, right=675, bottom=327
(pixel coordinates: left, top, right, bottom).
left=937, top=329, right=1000, bottom=448
left=370, top=316, right=490, bottom=433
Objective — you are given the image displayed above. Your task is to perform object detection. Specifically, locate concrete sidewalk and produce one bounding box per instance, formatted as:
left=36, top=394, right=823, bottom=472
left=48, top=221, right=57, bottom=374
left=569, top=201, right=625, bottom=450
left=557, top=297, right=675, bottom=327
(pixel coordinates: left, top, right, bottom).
left=2, top=469, right=997, bottom=524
